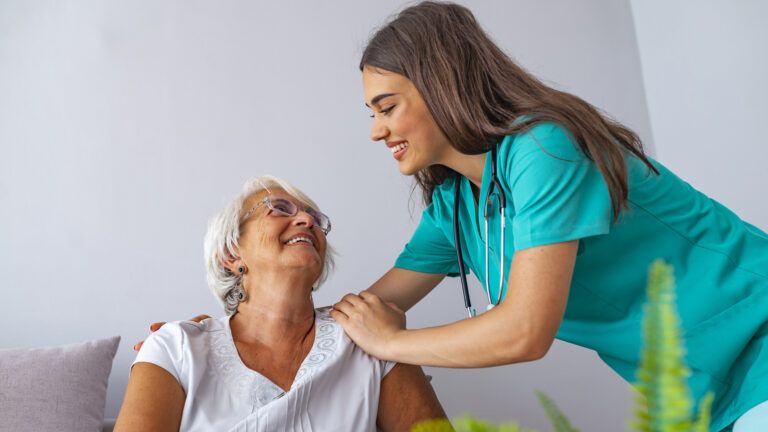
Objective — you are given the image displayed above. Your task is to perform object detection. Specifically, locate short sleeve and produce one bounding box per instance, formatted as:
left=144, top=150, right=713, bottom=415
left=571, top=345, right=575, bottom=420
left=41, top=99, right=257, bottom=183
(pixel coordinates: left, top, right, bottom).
left=506, top=123, right=612, bottom=250
left=381, top=360, right=397, bottom=377
left=133, top=322, right=185, bottom=385
left=394, top=200, right=463, bottom=276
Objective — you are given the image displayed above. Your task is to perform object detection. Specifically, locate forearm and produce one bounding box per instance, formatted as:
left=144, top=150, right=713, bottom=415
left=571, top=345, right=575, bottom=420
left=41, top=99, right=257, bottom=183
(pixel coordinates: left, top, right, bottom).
left=385, top=305, right=546, bottom=368
left=336, top=243, right=575, bottom=368
left=365, top=267, right=445, bottom=312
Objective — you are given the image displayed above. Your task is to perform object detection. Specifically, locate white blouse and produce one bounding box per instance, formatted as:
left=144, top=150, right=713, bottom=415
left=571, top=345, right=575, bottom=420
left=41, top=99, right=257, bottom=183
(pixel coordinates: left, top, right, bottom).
left=134, top=306, right=395, bottom=431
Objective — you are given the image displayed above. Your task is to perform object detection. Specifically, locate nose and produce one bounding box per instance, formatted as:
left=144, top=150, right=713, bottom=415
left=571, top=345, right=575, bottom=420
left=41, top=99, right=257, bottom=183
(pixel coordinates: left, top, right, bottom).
left=370, top=116, right=388, bottom=142
left=292, top=210, right=315, bottom=229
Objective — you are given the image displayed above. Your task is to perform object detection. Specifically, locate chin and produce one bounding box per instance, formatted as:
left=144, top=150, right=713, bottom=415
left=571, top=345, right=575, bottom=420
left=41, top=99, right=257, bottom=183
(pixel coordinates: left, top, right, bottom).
left=397, top=161, right=421, bottom=176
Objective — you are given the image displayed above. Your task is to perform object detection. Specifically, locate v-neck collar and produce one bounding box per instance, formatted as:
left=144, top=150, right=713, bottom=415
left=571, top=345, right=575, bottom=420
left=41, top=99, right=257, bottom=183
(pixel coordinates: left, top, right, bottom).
left=225, top=311, right=320, bottom=395
left=461, top=149, right=494, bottom=242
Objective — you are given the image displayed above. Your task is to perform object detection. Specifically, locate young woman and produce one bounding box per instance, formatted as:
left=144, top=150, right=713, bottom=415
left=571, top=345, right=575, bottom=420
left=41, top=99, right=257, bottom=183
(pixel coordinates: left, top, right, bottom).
left=329, top=2, right=768, bottom=431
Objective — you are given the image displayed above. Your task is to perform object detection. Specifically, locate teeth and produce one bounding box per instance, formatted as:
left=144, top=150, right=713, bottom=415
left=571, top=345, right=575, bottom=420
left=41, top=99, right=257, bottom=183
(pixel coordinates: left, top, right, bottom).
left=285, top=237, right=314, bottom=246
left=390, top=142, right=409, bottom=154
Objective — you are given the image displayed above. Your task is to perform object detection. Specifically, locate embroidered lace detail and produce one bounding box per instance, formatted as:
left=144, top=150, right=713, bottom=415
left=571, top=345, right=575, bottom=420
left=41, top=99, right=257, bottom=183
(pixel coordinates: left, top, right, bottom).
left=206, top=308, right=340, bottom=409
left=207, top=331, right=268, bottom=407
left=294, top=307, right=339, bottom=384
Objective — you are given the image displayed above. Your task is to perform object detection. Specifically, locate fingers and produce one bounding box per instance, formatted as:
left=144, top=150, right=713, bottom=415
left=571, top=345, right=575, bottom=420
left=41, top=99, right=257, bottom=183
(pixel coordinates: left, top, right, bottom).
left=359, top=291, right=383, bottom=304
left=333, top=294, right=365, bottom=316
left=332, top=292, right=390, bottom=323
left=136, top=320, right=166, bottom=352
left=329, top=308, right=348, bottom=323
left=338, top=293, right=367, bottom=308
left=333, top=297, right=360, bottom=318
left=135, top=314, right=209, bottom=353
left=149, top=322, right=166, bottom=332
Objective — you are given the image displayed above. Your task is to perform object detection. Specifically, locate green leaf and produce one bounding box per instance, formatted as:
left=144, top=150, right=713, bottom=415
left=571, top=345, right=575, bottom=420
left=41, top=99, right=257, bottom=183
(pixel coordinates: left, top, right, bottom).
left=693, top=392, right=715, bottom=432
left=535, top=391, right=579, bottom=432
left=631, top=260, right=715, bottom=432
left=411, top=418, right=455, bottom=432
left=411, top=415, right=540, bottom=432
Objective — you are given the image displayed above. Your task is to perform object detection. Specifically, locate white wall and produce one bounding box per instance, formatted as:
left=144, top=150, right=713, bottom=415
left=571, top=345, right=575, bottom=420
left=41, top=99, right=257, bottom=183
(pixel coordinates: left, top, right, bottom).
left=1, top=1, right=651, bottom=430
left=631, top=0, right=768, bottom=228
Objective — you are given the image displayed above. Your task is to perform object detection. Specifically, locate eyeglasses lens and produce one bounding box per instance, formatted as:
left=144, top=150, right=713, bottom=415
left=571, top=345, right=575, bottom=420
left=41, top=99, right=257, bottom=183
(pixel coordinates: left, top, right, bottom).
left=268, top=198, right=331, bottom=234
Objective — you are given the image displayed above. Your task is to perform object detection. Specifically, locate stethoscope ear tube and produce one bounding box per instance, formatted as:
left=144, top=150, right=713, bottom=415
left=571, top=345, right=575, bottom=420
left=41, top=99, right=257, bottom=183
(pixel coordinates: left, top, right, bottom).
left=453, top=177, right=476, bottom=318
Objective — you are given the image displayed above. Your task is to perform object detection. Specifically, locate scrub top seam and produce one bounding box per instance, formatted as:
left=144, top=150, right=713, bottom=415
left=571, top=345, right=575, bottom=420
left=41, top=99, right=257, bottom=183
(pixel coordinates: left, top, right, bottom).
left=393, top=261, right=456, bottom=276
left=628, top=198, right=768, bottom=281
left=570, top=279, right=627, bottom=316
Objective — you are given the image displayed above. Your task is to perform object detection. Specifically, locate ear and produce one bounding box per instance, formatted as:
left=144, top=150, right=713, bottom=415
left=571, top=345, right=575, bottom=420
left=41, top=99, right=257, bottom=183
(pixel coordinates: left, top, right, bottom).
left=219, top=252, right=243, bottom=275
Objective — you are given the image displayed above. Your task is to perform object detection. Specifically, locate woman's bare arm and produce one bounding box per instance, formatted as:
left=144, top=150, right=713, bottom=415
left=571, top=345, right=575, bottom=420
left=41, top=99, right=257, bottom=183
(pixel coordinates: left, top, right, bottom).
left=334, top=241, right=578, bottom=367
left=376, top=363, right=449, bottom=431
left=365, top=267, right=446, bottom=312
left=114, top=363, right=185, bottom=432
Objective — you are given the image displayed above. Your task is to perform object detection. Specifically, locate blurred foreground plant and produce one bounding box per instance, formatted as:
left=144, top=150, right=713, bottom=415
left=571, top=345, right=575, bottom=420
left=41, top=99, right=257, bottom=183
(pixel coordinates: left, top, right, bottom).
left=630, top=260, right=714, bottom=432
left=410, top=260, right=713, bottom=432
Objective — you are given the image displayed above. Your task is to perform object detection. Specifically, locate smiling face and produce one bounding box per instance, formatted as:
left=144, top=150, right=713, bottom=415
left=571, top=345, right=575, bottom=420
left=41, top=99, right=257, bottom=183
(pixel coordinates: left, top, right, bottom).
left=236, top=189, right=327, bottom=282
left=363, top=66, right=453, bottom=176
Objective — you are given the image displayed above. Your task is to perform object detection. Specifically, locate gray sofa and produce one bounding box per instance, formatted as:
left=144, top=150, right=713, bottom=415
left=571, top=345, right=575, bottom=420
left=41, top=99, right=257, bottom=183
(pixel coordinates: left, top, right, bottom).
left=0, top=336, right=121, bottom=432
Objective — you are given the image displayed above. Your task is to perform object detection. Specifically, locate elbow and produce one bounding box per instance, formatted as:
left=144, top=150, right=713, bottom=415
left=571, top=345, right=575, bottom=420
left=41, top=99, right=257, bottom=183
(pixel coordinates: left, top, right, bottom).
left=498, top=331, right=554, bottom=364
left=525, top=337, right=553, bottom=361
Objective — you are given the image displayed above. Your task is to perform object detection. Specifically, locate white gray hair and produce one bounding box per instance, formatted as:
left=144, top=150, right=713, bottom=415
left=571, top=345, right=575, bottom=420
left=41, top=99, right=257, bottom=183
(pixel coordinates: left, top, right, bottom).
left=203, top=175, right=336, bottom=315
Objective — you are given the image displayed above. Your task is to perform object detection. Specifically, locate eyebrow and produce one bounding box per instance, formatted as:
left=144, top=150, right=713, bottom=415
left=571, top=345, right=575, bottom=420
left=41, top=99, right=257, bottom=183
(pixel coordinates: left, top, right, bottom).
left=365, top=93, right=397, bottom=108
left=271, top=195, right=316, bottom=211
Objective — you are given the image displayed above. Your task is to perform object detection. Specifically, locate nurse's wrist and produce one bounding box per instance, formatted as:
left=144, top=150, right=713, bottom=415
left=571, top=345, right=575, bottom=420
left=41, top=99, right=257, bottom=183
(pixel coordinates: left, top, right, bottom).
left=383, top=329, right=407, bottom=361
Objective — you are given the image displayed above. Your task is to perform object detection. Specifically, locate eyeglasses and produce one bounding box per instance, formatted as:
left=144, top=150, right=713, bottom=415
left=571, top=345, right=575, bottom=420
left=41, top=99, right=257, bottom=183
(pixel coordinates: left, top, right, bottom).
left=242, top=196, right=332, bottom=235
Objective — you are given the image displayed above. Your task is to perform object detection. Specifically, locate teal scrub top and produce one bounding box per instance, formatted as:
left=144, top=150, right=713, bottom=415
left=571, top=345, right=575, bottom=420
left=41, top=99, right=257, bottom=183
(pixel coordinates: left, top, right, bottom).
left=394, top=122, right=768, bottom=431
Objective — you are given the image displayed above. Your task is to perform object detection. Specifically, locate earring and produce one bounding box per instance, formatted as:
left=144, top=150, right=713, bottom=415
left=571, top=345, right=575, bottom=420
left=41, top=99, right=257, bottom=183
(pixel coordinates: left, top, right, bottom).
left=234, top=286, right=246, bottom=301
left=238, top=265, right=246, bottom=274
left=224, top=284, right=248, bottom=315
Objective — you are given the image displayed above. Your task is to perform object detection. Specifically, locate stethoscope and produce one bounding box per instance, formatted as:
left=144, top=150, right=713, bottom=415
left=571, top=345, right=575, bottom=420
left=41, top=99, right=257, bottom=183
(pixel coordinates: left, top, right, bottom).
left=453, top=143, right=507, bottom=318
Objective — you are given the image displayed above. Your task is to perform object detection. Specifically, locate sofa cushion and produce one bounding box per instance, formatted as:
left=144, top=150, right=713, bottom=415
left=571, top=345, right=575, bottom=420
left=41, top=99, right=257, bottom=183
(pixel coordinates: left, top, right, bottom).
left=0, top=336, right=120, bottom=432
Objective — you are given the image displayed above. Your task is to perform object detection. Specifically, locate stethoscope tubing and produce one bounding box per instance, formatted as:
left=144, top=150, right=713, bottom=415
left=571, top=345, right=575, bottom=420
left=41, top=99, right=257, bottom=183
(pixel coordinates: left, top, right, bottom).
left=453, top=144, right=507, bottom=317
left=453, top=178, right=476, bottom=318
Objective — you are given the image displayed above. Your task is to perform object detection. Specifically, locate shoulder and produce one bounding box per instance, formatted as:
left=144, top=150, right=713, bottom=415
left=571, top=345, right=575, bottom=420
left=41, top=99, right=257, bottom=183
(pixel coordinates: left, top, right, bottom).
left=319, top=306, right=394, bottom=374
left=314, top=306, right=342, bottom=333
left=427, top=176, right=461, bottom=223
left=144, top=317, right=227, bottom=351
left=317, top=305, right=362, bottom=348
left=136, top=317, right=229, bottom=372
left=158, top=317, right=226, bottom=335
left=431, top=175, right=457, bottom=203
left=501, top=122, right=584, bottom=163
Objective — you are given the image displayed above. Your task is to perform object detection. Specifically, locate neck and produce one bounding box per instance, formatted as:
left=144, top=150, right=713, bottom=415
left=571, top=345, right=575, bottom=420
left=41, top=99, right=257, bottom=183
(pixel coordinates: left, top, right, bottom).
left=440, top=149, right=487, bottom=188
left=231, top=269, right=316, bottom=349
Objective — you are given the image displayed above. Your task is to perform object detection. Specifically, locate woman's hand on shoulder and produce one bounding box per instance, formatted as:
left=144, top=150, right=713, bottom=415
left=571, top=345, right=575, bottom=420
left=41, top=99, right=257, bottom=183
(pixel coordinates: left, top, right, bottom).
left=331, top=292, right=405, bottom=360
left=133, top=314, right=211, bottom=351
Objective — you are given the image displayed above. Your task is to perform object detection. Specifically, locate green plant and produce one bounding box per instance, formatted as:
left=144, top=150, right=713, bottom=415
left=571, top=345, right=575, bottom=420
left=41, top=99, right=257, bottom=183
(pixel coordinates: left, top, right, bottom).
left=535, top=391, right=580, bottom=432
left=631, top=260, right=714, bottom=432
left=410, top=260, right=714, bottom=432
left=410, top=415, right=538, bottom=432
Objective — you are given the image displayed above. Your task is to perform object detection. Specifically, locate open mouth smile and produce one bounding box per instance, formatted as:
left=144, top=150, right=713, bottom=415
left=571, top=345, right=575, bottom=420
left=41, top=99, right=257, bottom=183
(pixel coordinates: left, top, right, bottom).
left=284, top=235, right=316, bottom=248
left=388, top=141, right=409, bottom=161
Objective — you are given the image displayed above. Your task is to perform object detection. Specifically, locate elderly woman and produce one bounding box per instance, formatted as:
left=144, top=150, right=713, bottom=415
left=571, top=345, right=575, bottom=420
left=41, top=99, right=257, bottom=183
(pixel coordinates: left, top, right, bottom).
left=115, top=175, right=446, bottom=431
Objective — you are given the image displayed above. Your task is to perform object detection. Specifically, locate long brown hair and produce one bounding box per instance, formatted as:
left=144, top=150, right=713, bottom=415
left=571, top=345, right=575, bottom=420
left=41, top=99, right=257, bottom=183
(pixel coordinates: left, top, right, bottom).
left=360, top=1, right=657, bottom=219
